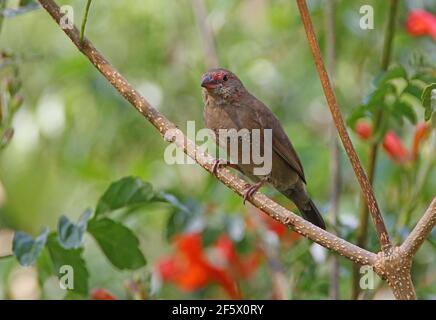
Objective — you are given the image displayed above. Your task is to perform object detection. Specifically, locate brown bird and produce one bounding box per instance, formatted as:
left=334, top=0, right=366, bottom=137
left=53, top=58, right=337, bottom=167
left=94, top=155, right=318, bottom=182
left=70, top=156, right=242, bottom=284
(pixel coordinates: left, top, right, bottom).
left=201, top=68, right=326, bottom=230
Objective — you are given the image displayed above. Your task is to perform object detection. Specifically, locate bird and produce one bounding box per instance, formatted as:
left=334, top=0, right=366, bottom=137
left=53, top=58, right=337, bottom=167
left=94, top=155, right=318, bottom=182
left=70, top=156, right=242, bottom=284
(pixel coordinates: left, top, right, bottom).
left=201, top=68, right=326, bottom=230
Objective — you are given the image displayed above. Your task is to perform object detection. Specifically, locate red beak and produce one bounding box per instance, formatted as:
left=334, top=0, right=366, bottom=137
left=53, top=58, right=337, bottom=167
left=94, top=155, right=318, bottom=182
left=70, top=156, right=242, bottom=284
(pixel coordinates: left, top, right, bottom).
left=201, top=74, right=217, bottom=89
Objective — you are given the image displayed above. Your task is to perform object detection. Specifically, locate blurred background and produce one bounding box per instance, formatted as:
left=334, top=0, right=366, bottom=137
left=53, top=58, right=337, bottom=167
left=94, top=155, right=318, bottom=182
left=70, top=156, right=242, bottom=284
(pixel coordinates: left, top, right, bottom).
left=0, top=0, right=435, bottom=299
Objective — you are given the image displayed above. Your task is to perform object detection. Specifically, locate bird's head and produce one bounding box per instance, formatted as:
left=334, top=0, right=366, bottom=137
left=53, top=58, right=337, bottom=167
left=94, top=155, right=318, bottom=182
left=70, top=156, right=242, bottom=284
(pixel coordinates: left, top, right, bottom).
left=201, top=68, right=244, bottom=100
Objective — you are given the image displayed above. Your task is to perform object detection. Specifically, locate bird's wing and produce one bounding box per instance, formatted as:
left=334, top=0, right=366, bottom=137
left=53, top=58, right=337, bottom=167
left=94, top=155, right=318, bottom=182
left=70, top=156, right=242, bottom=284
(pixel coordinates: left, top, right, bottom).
left=250, top=95, right=306, bottom=183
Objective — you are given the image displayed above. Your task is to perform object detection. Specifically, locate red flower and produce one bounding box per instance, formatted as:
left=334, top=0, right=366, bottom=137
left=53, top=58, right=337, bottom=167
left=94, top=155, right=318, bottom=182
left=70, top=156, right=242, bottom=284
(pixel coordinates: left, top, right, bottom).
left=214, top=233, right=262, bottom=278
left=382, top=130, right=410, bottom=164
left=355, top=120, right=372, bottom=141
left=354, top=120, right=430, bottom=165
left=411, top=122, right=431, bottom=161
left=157, top=232, right=240, bottom=299
left=90, top=288, right=117, bottom=300
left=406, top=10, right=436, bottom=41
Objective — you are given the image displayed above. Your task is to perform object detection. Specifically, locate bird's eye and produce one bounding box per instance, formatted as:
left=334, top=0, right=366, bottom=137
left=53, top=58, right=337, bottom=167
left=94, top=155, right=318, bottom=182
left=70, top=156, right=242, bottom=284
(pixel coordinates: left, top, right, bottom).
left=223, top=75, right=228, bottom=82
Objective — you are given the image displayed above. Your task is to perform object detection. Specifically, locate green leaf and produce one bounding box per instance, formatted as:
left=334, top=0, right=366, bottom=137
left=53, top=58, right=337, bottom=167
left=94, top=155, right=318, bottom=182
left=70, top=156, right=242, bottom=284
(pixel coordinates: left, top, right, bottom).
left=363, top=66, right=407, bottom=110
left=346, top=105, right=370, bottom=129
left=406, top=78, right=427, bottom=99
left=153, top=191, right=190, bottom=213
left=88, top=218, right=146, bottom=270
left=421, top=83, right=436, bottom=121
left=165, top=199, right=200, bottom=240
left=202, top=227, right=222, bottom=247
left=46, top=233, right=89, bottom=295
left=395, top=102, right=417, bottom=124
left=390, top=78, right=408, bottom=96
left=58, top=209, right=92, bottom=249
left=36, top=248, right=54, bottom=286
left=12, top=227, right=49, bottom=266
left=19, top=0, right=35, bottom=6
left=95, top=177, right=154, bottom=217
left=375, top=66, right=408, bottom=86
left=364, top=83, right=394, bottom=108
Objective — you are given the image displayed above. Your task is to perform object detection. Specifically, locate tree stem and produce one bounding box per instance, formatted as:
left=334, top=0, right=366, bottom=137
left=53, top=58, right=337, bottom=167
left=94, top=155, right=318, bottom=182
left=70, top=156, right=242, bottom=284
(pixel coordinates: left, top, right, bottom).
left=352, top=0, right=399, bottom=299
left=80, top=0, right=92, bottom=44
left=296, top=0, right=391, bottom=252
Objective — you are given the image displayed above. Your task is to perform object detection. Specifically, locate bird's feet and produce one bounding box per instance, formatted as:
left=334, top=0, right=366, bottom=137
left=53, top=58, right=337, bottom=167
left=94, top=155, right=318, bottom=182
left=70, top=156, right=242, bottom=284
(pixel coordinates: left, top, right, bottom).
left=211, top=159, right=239, bottom=175
left=211, top=159, right=228, bottom=175
left=242, top=181, right=264, bottom=204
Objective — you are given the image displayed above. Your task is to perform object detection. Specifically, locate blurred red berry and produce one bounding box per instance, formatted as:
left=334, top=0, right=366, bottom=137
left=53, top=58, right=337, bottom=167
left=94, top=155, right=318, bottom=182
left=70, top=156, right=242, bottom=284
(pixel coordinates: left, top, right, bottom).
left=355, top=120, right=372, bottom=140
left=406, top=10, right=436, bottom=41
left=411, top=122, right=431, bottom=161
left=382, top=130, right=410, bottom=164
left=91, top=288, right=117, bottom=300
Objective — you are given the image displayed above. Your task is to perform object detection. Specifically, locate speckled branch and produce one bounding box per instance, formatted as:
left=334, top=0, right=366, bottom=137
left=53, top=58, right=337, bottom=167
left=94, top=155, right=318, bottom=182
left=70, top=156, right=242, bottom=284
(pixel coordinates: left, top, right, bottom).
left=401, top=197, right=436, bottom=258
left=296, top=0, right=392, bottom=253
left=37, top=0, right=377, bottom=266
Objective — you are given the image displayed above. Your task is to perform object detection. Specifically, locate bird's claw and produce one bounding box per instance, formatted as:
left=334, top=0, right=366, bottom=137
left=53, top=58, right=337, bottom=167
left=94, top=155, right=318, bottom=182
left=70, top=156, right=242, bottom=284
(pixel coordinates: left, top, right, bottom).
left=242, top=182, right=263, bottom=204
left=211, top=159, right=229, bottom=175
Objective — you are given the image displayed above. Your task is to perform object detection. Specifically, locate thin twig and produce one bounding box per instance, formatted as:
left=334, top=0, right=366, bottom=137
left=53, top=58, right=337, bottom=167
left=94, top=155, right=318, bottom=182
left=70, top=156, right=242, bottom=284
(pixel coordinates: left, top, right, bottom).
left=80, top=0, right=92, bottom=44
left=401, top=197, right=436, bottom=258
left=295, top=0, right=391, bottom=253
left=381, top=0, right=399, bottom=71
left=352, top=0, right=399, bottom=299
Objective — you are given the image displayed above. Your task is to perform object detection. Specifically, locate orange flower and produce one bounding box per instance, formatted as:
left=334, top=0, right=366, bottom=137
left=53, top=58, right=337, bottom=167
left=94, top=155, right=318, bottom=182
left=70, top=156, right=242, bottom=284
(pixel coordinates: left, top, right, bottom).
left=90, top=288, right=117, bottom=300
left=406, top=10, right=436, bottom=41
left=214, top=233, right=262, bottom=279
left=354, top=120, right=430, bottom=165
left=157, top=232, right=240, bottom=298
left=411, top=122, right=431, bottom=161
left=355, top=120, right=372, bottom=141
left=382, top=130, right=410, bottom=164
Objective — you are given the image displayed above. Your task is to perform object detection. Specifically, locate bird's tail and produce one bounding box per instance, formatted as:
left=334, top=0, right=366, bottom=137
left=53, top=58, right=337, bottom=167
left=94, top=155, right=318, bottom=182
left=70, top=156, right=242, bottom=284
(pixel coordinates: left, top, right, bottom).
left=298, top=199, right=326, bottom=230
left=281, top=188, right=326, bottom=230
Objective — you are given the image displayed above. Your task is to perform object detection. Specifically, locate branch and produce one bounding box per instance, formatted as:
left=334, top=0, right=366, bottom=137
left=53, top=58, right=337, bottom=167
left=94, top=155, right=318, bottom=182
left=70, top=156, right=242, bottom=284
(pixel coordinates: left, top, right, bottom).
left=353, top=0, right=399, bottom=299
left=80, top=0, right=92, bottom=43
left=37, top=0, right=378, bottom=267
left=295, top=0, right=392, bottom=253
left=381, top=0, right=399, bottom=71
left=401, top=197, right=436, bottom=258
